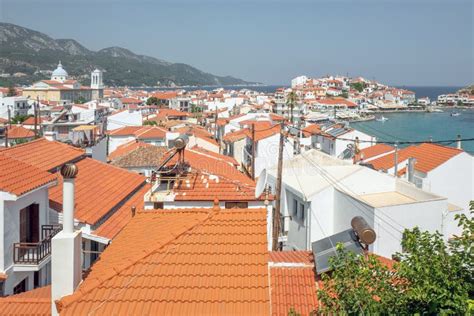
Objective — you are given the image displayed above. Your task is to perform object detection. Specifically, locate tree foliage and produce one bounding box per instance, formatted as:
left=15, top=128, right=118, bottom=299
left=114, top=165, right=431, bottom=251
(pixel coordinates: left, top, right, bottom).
left=350, top=82, right=366, bottom=93
left=11, top=114, right=32, bottom=124
left=143, top=120, right=157, bottom=126
left=318, top=202, right=473, bottom=314
left=317, top=245, right=405, bottom=314
left=146, top=97, right=159, bottom=105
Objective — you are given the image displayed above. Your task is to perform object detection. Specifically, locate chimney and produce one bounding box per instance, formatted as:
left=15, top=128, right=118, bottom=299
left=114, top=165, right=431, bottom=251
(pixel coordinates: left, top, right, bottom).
left=407, top=157, right=417, bottom=184
left=52, top=163, right=82, bottom=316
left=456, top=134, right=462, bottom=150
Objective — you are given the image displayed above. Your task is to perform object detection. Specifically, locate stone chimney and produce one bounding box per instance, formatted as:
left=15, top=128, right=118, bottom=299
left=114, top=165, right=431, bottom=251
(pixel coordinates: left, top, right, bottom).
left=51, top=163, right=82, bottom=315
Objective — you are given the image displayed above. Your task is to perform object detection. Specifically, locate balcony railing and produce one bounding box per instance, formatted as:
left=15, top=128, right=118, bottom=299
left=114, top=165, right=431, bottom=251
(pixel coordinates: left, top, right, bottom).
left=13, top=225, right=62, bottom=265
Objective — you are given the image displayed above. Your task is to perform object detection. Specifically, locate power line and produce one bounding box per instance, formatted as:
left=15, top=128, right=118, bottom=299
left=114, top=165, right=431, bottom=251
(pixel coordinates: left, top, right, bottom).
left=290, top=124, right=474, bottom=145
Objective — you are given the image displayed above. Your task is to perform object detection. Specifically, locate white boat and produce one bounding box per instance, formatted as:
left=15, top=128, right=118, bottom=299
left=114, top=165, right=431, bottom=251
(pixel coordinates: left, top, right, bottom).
left=451, top=112, right=460, bottom=117
left=376, top=115, right=388, bottom=122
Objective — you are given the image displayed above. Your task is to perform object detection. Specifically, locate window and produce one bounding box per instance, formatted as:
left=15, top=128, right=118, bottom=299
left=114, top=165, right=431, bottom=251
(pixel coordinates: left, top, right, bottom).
left=153, top=202, right=164, bottom=209
left=225, top=202, right=248, bottom=209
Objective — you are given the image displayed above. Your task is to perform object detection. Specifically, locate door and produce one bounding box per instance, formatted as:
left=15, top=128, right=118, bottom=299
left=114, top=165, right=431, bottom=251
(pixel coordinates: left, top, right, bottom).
left=19, top=204, right=40, bottom=243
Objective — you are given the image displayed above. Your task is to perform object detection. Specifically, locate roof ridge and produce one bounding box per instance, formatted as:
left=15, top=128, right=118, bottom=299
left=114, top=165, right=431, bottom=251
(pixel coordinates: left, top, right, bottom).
left=59, top=209, right=220, bottom=311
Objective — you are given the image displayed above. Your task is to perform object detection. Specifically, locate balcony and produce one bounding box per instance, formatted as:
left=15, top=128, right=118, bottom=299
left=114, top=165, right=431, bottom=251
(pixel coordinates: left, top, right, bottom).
left=13, top=225, right=62, bottom=269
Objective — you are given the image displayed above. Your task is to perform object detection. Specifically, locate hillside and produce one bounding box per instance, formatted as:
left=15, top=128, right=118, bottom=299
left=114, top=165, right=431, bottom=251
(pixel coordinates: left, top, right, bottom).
left=0, top=23, right=256, bottom=87
left=458, top=84, right=474, bottom=95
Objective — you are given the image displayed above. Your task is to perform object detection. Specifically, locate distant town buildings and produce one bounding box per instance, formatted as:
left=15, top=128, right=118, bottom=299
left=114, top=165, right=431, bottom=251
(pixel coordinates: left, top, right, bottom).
left=22, top=62, right=104, bottom=103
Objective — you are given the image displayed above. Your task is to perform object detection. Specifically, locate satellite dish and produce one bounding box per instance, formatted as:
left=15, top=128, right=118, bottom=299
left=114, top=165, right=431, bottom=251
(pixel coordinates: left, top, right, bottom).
left=255, top=169, right=267, bottom=198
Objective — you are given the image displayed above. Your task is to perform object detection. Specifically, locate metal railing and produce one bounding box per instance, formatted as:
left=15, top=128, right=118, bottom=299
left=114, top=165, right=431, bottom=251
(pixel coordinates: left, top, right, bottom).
left=13, top=225, right=62, bottom=265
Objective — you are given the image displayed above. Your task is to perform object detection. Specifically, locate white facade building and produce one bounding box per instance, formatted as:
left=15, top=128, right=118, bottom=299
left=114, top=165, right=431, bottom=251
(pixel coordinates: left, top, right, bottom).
left=266, top=150, right=452, bottom=259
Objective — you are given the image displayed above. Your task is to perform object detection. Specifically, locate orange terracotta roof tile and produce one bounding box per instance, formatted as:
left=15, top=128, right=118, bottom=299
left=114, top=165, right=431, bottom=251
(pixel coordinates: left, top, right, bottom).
left=48, top=158, right=146, bottom=225
left=107, top=140, right=153, bottom=161
left=0, top=138, right=85, bottom=171
left=93, top=184, right=151, bottom=239
left=302, top=124, right=322, bottom=137
left=357, top=143, right=394, bottom=161
left=22, top=116, right=44, bottom=125
left=163, top=148, right=254, bottom=185
left=0, top=285, right=51, bottom=316
left=190, top=145, right=238, bottom=166
left=57, top=208, right=270, bottom=315
left=6, top=125, right=35, bottom=139
left=173, top=171, right=258, bottom=201
left=0, top=154, right=56, bottom=196
left=134, top=126, right=166, bottom=139
left=368, top=143, right=463, bottom=173
left=269, top=251, right=314, bottom=264
left=245, top=124, right=281, bottom=142
left=223, top=128, right=248, bottom=142
left=107, top=126, right=145, bottom=136
left=270, top=267, right=318, bottom=316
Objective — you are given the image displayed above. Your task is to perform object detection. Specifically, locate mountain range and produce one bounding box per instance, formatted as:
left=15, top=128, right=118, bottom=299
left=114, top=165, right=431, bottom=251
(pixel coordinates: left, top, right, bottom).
left=0, top=23, right=256, bottom=87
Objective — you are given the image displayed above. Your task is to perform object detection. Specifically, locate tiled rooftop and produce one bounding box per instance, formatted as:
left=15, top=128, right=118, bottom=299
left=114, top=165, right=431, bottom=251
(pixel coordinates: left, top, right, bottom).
left=163, top=148, right=254, bottom=185
left=173, top=171, right=259, bottom=201
left=0, top=138, right=85, bottom=171
left=111, top=145, right=168, bottom=168
left=107, top=140, right=153, bottom=161
left=0, top=154, right=57, bottom=196
left=0, top=285, right=51, bottom=316
left=368, top=143, right=463, bottom=173
left=49, top=158, right=146, bottom=225
left=93, top=184, right=151, bottom=239
left=57, top=208, right=270, bottom=315
left=269, top=251, right=318, bottom=316
left=6, top=125, right=35, bottom=139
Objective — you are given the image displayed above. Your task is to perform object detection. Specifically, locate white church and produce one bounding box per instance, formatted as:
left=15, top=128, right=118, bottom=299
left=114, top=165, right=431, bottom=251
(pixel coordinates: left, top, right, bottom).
left=23, top=62, right=104, bottom=103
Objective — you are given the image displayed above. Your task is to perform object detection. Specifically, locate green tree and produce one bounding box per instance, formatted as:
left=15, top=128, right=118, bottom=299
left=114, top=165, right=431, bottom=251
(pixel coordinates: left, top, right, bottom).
left=11, top=114, right=32, bottom=124
left=146, top=97, right=159, bottom=105
left=75, top=96, right=86, bottom=104
left=286, top=91, right=297, bottom=124
left=397, top=202, right=473, bottom=314
left=350, top=82, right=366, bottom=93
left=318, top=202, right=473, bottom=314
left=143, top=120, right=157, bottom=126
left=317, top=244, right=405, bottom=314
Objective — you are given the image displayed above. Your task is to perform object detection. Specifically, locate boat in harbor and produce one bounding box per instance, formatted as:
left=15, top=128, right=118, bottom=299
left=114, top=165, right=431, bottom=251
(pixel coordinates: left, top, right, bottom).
left=376, top=115, right=388, bottom=122
left=451, top=112, right=461, bottom=117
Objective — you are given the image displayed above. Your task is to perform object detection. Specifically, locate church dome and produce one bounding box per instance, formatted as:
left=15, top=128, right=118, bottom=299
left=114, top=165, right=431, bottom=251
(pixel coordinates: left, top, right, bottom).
left=52, top=61, right=68, bottom=77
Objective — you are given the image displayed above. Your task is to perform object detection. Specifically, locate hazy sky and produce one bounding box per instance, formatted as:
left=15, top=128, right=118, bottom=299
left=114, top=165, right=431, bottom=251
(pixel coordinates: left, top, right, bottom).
left=1, top=0, right=472, bottom=86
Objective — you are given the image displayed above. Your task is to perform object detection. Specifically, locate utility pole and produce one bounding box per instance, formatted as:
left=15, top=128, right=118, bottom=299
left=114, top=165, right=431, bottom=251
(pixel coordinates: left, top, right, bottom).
left=5, top=105, right=10, bottom=148
left=34, top=100, right=38, bottom=138
left=251, top=123, right=256, bottom=180
left=7, top=105, right=11, bottom=128
left=273, top=121, right=285, bottom=251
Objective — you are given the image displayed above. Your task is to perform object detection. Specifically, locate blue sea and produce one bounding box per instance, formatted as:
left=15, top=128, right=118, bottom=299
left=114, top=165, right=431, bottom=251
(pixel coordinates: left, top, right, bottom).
left=351, top=109, right=474, bottom=154
left=138, top=85, right=472, bottom=153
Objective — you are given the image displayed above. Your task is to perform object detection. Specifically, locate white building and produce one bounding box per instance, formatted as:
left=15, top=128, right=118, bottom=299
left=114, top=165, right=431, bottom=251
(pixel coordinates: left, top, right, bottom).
left=0, top=155, right=58, bottom=295
left=265, top=149, right=452, bottom=259
left=0, top=96, right=30, bottom=119
left=291, top=76, right=308, bottom=88
left=366, top=143, right=474, bottom=219
left=311, top=122, right=376, bottom=159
